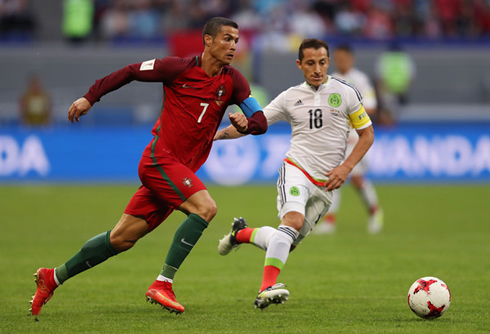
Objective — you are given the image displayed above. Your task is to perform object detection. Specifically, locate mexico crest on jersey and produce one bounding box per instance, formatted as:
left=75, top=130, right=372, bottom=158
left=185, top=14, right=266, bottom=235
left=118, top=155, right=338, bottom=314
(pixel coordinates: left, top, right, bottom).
left=328, top=93, right=342, bottom=108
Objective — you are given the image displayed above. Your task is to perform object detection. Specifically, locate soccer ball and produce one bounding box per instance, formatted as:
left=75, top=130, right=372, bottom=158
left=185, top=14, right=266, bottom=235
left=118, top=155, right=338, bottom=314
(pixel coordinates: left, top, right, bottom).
left=407, top=276, right=451, bottom=319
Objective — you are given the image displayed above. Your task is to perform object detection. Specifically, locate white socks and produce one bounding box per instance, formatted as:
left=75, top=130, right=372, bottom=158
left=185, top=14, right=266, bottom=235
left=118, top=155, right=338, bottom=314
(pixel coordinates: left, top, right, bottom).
left=328, top=180, right=379, bottom=216
left=328, top=189, right=341, bottom=215
left=358, top=179, right=379, bottom=211
left=156, top=274, right=173, bottom=284
left=252, top=226, right=277, bottom=251
left=53, top=268, right=61, bottom=286
left=264, top=226, right=299, bottom=268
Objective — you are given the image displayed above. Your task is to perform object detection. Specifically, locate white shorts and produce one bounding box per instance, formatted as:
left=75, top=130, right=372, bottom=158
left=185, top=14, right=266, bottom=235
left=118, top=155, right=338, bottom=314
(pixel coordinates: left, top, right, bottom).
left=276, top=161, right=333, bottom=246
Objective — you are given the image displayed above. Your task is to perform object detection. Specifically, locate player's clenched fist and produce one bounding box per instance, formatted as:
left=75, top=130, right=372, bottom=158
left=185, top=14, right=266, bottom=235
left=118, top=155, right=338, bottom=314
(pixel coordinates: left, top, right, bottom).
left=68, top=97, right=92, bottom=123
left=229, top=112, right=248, bottom=133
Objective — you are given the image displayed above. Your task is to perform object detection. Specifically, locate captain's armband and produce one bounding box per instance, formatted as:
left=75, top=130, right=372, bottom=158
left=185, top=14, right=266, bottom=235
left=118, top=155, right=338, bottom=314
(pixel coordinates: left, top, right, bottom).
left=349, top=105, right=372, bottom=130
left=239, top=96, right=262, bottom=118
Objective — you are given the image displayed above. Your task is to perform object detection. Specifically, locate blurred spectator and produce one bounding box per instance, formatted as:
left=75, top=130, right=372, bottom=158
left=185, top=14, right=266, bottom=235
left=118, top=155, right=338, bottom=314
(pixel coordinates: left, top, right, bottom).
left=19, top=74, right=51, bottom=126
left=128, top=0, right=160, bottom=39
left=37, top=0, right=490, bottom=44
left=474, top=0, right=490, bottom=36
left=187, top=0, right=231, bottom=29
left=254, top=2, right=290, bottom=52
left=100, top=0, right=130, bottom=39
left=63, top=0, right=94, bottom=44
left=374, top=42, right=416, bottom=124
left=0, top=0, right=35, bottom=37
left=392, top=0, right=414, bottom=37
left=231, top=0, right=261, bottom=31
left=433, top=0, right=461, bottom=37
left=421, top=1, right=442, bottom=38
left=312, top=0, right=336, bottom=33
left=363, top=4, right=394, bottom=39
left=253, top=0, right=284, bottom=15
left=161, top=1, right=190, bottom=35
left=289, top=0, right=327, bottom=39
left=334, top=2, right=365, bottom=35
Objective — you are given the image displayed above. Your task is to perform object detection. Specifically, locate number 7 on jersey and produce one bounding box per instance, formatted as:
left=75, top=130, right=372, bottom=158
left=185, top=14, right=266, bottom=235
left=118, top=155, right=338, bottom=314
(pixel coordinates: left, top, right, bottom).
left=198, top=103, right=209, bottom=123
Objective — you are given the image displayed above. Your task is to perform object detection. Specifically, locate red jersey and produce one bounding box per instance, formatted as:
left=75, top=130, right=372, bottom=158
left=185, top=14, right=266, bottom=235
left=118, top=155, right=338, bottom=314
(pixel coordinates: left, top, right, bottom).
left=84, top=56, right=252, bottom=172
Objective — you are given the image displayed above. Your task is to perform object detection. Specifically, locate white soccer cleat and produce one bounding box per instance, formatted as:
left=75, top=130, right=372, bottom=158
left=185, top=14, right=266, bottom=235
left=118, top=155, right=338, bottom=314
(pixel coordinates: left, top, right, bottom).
left=218, top=217, right=247, bottom=255
left=254, top=283, right=289, bottom=310
left=368, top=208, right=384, bottom=234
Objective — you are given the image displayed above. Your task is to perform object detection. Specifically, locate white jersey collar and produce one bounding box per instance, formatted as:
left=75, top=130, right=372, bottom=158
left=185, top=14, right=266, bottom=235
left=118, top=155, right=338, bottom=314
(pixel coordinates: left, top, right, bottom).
left=304, top=76, right=330, bottom=92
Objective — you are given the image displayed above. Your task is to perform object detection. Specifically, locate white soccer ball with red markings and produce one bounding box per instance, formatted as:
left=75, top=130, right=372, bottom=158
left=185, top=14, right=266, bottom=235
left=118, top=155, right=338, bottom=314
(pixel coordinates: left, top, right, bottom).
left=407, top=276, right=451, bottom=319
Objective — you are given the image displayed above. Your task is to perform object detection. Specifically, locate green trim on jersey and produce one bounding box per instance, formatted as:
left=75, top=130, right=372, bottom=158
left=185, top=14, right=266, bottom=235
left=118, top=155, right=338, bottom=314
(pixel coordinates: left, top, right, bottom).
left=150, top=90, right=186, bottom=202
left=265, top=257, right=285, bottom=270
left=306, top=77, right=329, bottom=87
left=150, top=89, right=166, bottom=159
left=150, top=124, right=160, bottom=159
left=195, top=56, right=200, bottom=67
left=153, top=162, right=186, bottom=202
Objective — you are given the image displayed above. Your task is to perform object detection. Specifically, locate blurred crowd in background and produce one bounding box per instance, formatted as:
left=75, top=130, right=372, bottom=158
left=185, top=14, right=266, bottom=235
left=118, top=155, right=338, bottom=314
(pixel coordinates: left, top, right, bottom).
left=2, top=0, right=490, bottom=128
left=1, top=0, right=490, bottom=43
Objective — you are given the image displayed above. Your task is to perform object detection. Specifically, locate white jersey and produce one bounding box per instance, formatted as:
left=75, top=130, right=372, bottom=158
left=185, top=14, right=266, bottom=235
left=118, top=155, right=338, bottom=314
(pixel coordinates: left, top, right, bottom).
left=333, top=68, right=376, bottom=148
left=264, top=76, right=372, bottom=181
left=332, top=68, right=377, bottom=110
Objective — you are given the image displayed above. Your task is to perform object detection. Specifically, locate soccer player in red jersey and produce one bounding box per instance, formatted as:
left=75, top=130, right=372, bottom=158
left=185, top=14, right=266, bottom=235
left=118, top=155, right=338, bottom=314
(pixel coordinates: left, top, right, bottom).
left=29, top=17, right=267, bottom=318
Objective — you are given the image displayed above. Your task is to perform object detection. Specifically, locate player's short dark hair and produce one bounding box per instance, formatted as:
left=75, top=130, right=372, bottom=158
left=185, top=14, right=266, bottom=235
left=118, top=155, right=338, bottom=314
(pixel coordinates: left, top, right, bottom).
left=202, top=17, right=239, bottom=45
left=335, top=44, right=353, bottom=54
left=298, top=38, right=330, bottom=62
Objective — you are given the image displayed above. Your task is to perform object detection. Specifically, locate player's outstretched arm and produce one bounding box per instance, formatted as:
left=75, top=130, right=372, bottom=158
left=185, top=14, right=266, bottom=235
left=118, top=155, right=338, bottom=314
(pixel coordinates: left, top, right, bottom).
left=325, top=125, right=374, bottom=191
left=68, top=97, right=92, bottom=123
left=347, top=125, right=374, bottom=169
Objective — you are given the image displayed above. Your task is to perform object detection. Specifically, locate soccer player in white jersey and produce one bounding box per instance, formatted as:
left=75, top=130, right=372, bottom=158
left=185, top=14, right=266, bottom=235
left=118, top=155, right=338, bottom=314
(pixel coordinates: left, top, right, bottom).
left=315, top=44, right=384, bottom=235
left=213, top=38, right=374, bottom=309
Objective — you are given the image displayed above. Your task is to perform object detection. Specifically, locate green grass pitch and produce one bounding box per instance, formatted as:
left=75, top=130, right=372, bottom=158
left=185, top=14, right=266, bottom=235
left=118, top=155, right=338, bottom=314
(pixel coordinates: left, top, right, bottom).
left=1, top=184, right=489, bottom=333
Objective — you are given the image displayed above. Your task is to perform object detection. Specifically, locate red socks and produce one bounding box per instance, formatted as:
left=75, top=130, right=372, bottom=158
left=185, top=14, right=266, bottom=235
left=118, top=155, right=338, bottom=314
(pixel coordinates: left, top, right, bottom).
left=236, top=227, right=254, bottom=244
left=260, top=265, right=281, bottom=291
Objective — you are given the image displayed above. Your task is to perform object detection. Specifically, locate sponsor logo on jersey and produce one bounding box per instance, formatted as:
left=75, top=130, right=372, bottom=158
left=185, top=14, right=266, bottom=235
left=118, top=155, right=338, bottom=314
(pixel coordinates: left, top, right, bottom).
left=330, top=108, right=340, bottom=116
left=140, top=59, right=156, bottom=71
left=294, top=99, right=303, bottom=106
left=328, top=93, right=342, bottom=108
left=182, top=83, right=198, bottom=89
left=182, top=177, right=193, bottom=188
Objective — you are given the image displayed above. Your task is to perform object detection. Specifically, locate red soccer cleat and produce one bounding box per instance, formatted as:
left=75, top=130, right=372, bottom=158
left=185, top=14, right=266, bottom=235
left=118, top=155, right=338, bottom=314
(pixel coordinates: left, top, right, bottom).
left=146, top=280, right=185, bottom=314
left=29, top=268, right=58, bottom=318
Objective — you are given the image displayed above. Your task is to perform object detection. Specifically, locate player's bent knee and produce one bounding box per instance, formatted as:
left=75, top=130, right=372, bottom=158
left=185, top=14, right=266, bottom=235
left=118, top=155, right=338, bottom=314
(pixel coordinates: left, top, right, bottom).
left=197, top=201, right=217, bottom=222
left=110, top=214, right=150, bottom=252
left=109, top=233, right=138, bottom=252
left=180, top=192, right=217, bottom=222
left=289, top=221, right=304, bottom=232
left=281, top=211, right=305, bottom=232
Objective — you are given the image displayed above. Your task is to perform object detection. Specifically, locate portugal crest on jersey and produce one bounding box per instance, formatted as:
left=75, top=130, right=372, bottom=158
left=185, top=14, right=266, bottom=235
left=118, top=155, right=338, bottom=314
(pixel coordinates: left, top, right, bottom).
left=182, top=177, right=193, bottom=188
left=215, top=85, right=226, bottom=102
